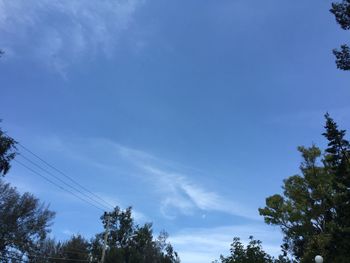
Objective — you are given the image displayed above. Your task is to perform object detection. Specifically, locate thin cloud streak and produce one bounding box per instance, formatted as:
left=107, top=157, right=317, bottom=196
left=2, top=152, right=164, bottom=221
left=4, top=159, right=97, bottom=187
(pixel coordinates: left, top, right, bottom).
left=116, top=146, right=259, bottom=220
left=33, top=135, right=259, bottom=220
left=140, top=165, right=258, bottom=220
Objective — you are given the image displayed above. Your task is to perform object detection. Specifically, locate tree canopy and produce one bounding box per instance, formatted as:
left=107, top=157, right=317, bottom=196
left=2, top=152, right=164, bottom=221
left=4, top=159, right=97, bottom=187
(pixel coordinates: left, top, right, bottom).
left=0, top=123, right=17, bottom=176
left=259, top=114, right=350, bottom=262
left=30, top=207, right=181, bottom=263
left=90, top=206, right=180, bottom=263
left=214, top=236, right=291, bottom=263
left=30, top=235, right=91, bottom=263
left=331, top=0, right=350, bottom=70
left=1, top=123, right=55, bottom=262
left=0, top=179, right=55, bottom=262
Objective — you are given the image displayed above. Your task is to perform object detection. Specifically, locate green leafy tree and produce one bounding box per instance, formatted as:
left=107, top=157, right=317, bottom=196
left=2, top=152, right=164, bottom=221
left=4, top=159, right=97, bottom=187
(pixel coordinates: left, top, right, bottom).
left=330, top=0, right=350, bottom=70
left=29, top=238, right=60, bottom=263
left=0, top=180, right=55, bottom=262
left=259, top=114, right=350, bottom=262
left=91, top=206, right=180, bottom=263
left=0, top=123, right=56, bottom=262
left=214, top=236, right=290, bottom=263
left=0, top=123, right=17, bottom=176
left=219, top=236, right=273, bottom=263
left=30, top=235, right=91, bottom=263
left=51, top=235, right=91, bottom=263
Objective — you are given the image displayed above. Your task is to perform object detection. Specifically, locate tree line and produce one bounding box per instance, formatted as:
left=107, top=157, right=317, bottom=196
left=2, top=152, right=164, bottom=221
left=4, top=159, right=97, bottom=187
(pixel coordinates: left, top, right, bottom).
left=2, top=113, right=349, bottom=263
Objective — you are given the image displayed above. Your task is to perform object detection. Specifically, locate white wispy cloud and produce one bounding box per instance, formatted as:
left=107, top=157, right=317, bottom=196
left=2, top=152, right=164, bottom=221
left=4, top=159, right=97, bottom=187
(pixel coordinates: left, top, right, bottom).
left=15, top=134, right=282, bottom=261
left=141, top=165, right=258, bottom=220
left=109, top=142, right=258, bottom=219
left=121, top=143, right=258, bottom=219
left=0, top=0, right=144, bottom=74
left=33, top=135, right=259, bottom=220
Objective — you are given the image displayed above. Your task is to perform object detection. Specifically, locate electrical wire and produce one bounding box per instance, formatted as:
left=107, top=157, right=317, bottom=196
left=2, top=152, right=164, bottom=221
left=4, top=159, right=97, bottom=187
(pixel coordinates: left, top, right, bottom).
left=18, top=154, right=111, bottom=211
left=18, top=143, right=115, bottom=209
left=2, top=141, right=110, bottom=262
left=14, top=159, right=105, bottom=212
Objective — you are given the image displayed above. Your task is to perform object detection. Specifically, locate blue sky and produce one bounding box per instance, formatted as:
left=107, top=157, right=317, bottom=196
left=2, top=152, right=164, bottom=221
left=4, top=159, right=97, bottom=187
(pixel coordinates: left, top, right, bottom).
left=1, top=0, right=350, bottom=262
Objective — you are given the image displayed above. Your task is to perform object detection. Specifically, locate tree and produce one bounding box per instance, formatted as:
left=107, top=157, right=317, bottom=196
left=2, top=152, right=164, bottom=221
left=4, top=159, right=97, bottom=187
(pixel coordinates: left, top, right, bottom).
left=214, top=236, right=290, bottom=263
left=91, top=206, right=180, bottom=263
left=333, top=45, right=350, bottom=70
left=259, top=114, right=350, bottom=262
left=0, top=123, right=17, bottom=176
left=58, top=235, right=91, bottom=263
left=321, top=113, right=350, bottom=261
left=0, top=179, right=55, bottom=262
left=0, top=123, right=56, bottom=262
left=330, top=0, right=350, bottom=70
left=29, top=235, right=91, bottom=263
left=29, top=238, right=59, bottom=263
left=219, top=236, right=273, bottom=263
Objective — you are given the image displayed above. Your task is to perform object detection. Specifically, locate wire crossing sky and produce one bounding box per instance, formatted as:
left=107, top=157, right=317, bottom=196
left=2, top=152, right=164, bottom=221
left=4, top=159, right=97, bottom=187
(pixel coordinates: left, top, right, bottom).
left=1, top=0, right=350, bottom=262
left=18, top=143, right=114, bottom=211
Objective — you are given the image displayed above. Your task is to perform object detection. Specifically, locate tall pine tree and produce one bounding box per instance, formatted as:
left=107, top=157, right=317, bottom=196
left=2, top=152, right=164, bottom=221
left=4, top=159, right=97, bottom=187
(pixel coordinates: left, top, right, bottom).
left=322, top=113, right=350, bottom=261
left=259, top=114, right=350, bottom=262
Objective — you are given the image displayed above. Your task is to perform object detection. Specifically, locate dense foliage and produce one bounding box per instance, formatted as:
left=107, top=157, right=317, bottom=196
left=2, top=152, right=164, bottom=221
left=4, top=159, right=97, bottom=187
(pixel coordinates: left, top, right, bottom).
left=91, top=207, right=180, bottom=263
left=214, top=236, right=291, bottom=263
left=331, top=0, right=350, bottom=70
left=259, top=114, right=350, bottom=262
left=0, top=124, right=17, bottom=176
left=0, top=179, right=55, bottom=262
left=29, top=207, right=182, bottom=263
left=30, top=235, right=91, bottom=263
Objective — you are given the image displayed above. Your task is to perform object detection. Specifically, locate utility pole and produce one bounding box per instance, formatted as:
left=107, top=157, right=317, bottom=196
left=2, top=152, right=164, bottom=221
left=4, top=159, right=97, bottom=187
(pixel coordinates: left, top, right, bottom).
left=100, top=215, right=110, bottom=263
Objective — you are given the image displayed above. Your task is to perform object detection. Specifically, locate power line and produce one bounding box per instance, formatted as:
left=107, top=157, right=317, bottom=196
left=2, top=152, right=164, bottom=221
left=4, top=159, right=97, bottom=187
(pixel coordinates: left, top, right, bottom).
left=18, top=154, right=111, bottom=211
left=18, top=143, right=115, bottom=209
left=14, top=159, right=105, bottom=212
